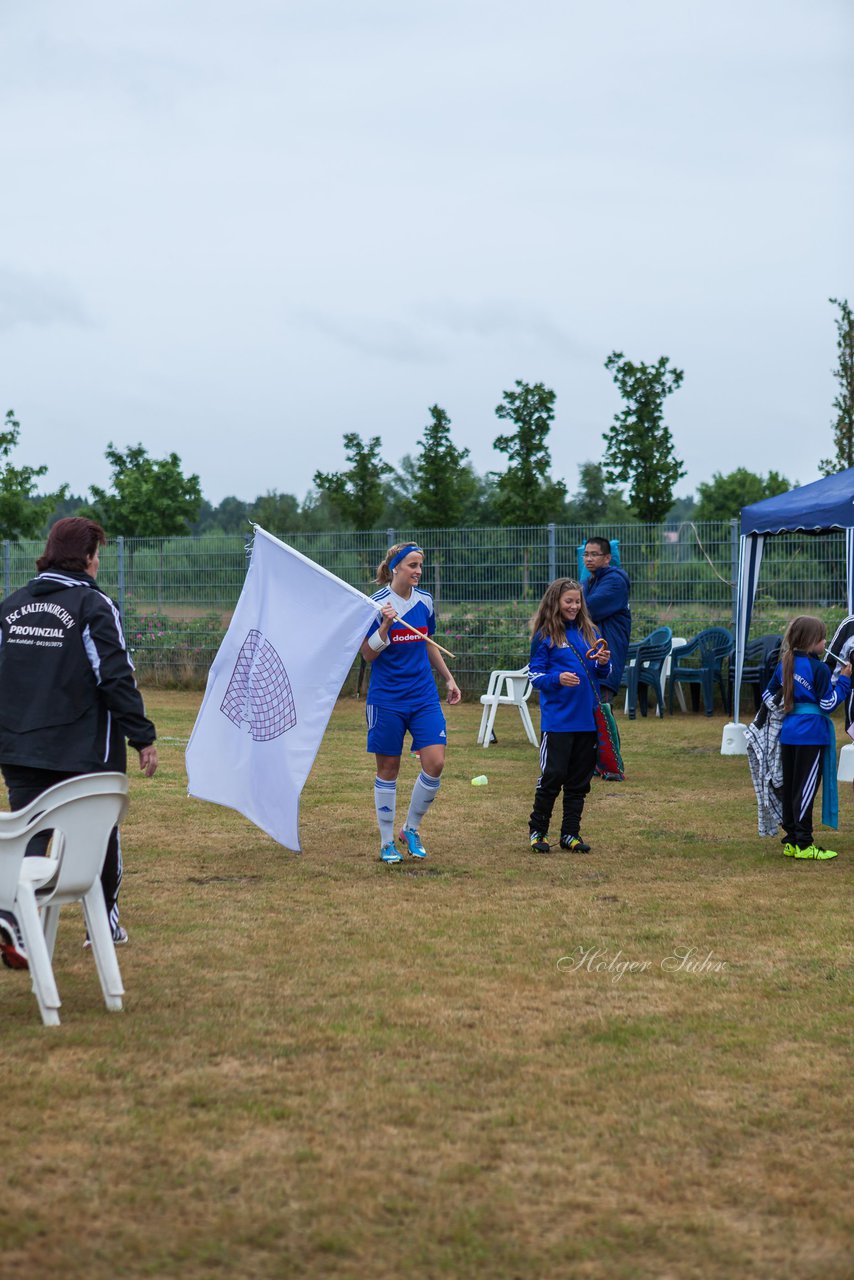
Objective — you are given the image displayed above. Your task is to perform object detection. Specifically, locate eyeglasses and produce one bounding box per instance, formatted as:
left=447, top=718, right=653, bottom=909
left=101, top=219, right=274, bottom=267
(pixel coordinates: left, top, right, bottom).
left=583, top=550, right=606, bottom=558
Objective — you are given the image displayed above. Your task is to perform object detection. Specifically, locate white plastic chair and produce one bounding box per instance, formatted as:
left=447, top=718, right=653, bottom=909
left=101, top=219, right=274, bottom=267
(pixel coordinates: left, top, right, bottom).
left=0, top=773, right=130, bottom=1027
left=668, top=638, right=688, bottom=712
left=477, top=666, right=538, bottom=748
left=0, top=801, right=57, bottom=1024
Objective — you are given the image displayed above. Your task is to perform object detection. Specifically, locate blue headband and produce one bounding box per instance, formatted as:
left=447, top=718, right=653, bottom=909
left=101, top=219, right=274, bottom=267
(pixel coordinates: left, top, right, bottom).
left=389, top=543, right=422, bottom=570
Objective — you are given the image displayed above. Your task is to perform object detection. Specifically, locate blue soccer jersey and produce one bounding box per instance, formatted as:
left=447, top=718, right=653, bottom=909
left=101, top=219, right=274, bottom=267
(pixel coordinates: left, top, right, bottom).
left=366, top=586, right=438, bottom=708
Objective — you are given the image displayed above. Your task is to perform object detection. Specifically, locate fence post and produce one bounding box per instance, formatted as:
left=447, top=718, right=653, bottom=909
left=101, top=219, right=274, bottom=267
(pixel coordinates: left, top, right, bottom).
left=730, top=519, right=739, bottom=631
left=3, top=541, right=9, bottom=597
left=117, top=537, right=125, bottom=618
left=386, top=528, right=395, bottom=549
left=547, top=523, right=556, bottom=582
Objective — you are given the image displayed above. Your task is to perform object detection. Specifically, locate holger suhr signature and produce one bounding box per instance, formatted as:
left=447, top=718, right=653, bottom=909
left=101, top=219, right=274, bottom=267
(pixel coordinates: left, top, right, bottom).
left=557, top=945, right=727, bottom=983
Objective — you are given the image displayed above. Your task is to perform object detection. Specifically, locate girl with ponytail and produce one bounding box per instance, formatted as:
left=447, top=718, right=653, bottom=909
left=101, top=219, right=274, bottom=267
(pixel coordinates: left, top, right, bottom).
left=360, top=543, right=460, bottom=864
left=762, top=614, right=851, bottom=859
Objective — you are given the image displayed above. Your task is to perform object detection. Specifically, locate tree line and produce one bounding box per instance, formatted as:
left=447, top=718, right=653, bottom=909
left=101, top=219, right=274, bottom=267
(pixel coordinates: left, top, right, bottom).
left=3, top=299, right=852, bottom=542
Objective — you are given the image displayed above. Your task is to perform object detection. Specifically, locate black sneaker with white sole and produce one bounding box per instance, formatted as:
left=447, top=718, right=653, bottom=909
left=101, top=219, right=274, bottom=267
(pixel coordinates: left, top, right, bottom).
left=560, top=834, right=592, bottom=853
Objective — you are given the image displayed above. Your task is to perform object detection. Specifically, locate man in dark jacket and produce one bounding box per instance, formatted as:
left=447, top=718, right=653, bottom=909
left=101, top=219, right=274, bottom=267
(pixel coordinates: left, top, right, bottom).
left=0, top=518, right=157, bottom=968
left=582, top=537, right=631, bottom=702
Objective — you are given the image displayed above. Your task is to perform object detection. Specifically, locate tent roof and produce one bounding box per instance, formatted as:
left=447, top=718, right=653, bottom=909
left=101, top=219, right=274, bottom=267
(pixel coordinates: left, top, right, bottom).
left=741, top=466, right=854, bottom=536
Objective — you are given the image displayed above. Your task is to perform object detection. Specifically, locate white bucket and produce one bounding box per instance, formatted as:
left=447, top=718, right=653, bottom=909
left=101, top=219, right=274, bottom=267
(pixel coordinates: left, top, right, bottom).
left=720, top=722, right=748, bottom=756
left=837, top=742, right=854, bottom=782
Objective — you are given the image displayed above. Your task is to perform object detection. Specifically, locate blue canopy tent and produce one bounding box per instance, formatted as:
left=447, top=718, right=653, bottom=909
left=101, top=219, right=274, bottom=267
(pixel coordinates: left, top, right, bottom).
left=724, top=466, right=854, bottom=750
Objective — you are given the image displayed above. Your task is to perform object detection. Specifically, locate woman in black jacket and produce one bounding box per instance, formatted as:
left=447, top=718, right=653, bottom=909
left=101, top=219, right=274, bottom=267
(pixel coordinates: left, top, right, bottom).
left=0, top=518, right=157, bottom=968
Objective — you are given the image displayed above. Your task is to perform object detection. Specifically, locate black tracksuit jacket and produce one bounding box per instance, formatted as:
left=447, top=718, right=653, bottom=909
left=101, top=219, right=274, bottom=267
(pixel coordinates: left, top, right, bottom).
left=0, top=570, right=156, bottom=773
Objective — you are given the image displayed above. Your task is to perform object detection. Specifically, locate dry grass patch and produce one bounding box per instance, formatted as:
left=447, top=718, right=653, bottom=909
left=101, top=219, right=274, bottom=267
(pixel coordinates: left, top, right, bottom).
left=0, top=693, right=851, bottom=1279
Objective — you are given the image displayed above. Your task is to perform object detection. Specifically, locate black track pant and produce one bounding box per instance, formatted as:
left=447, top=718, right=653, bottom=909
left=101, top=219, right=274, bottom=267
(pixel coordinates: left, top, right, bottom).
left=529, top=730, right=598, bottom=839
left=0, top=764, right=122, bottom=935
left=780, top=743, right=823, bottom=849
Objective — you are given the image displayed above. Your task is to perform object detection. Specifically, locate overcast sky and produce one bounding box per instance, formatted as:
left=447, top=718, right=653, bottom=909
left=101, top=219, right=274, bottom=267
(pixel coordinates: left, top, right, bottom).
left=2, top=0, right=852, bottom=511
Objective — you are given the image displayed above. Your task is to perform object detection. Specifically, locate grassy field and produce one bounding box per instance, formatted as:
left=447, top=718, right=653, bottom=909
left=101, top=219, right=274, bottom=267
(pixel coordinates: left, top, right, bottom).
left=1, top=693, right=852, bottom=1279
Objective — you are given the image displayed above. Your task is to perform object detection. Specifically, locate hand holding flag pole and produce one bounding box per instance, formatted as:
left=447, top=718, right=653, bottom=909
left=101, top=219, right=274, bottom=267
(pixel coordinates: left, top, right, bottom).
left=392, top=613, right=456, bottom=659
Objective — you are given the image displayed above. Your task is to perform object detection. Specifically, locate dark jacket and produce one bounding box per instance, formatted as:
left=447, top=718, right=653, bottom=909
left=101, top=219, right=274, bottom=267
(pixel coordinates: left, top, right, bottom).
left=0, top=570, right=156, bottom=773
left=582, top=563, right=631, bottom=691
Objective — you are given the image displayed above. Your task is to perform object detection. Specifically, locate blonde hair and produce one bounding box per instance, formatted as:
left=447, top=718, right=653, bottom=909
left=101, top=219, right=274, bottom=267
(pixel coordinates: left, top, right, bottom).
left=780, top=614, right=826, bottom=713
left=530, top=578, right=597, bottom=649
left=376, top=542, right=423, bottom=585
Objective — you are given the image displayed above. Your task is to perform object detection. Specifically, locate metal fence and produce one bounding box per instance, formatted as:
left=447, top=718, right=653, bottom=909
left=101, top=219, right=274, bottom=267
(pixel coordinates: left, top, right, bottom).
left=3, top=523, right=847, bottom=698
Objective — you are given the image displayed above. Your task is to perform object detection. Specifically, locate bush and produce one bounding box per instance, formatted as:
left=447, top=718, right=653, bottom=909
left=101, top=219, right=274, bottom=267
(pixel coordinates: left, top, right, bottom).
left=126, top=610, right=226, bottom=688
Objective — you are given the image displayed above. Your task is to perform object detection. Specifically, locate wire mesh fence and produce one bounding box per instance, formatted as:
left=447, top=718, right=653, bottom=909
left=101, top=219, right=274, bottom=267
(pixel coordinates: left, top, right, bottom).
left=2, top=523, right=848, bottom=698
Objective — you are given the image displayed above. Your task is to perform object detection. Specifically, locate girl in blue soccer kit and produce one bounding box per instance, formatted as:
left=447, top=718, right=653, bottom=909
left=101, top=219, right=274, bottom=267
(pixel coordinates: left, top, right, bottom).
left=361, top=543, right=461, bottom=864
left=527, top=579, right=611, bottom=854
left=762, top=614, right=851, bottom=860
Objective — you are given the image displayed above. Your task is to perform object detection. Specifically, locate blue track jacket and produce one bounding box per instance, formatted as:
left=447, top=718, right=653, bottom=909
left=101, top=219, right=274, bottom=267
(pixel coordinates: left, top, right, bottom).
left=763, top=652, right=850, bottom=746
left=529, top=627, right=611, bottom=733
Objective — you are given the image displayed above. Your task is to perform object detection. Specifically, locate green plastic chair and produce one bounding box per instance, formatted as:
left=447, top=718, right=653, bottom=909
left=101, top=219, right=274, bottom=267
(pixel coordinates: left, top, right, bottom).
left=623, top=627, right=673, bottom=719
left=727, top=634, right=781, bottom=714
left=668, top=627, right=734, bottom=716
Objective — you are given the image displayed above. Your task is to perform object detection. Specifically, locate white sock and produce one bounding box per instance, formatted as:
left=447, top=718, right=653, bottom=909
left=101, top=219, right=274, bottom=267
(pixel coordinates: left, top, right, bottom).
left=374, top=777, right=397, bottom=844
left=405, top=770, right=441, bottom=831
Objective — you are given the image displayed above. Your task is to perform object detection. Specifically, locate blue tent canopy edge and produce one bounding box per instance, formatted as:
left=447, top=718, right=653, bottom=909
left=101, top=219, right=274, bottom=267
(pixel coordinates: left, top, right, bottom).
left=728, top=466, right=854, bottom=740
left=741, top=465, right=854, bottom=536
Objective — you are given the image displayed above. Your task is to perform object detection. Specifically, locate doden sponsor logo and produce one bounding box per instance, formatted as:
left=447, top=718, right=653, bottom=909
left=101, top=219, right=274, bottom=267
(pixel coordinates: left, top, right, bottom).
left=391, top=629, right=427, bottom=643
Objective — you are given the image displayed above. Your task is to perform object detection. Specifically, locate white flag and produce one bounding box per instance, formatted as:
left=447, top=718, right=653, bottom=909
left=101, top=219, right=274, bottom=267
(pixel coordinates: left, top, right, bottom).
left=186, top=526, right=378, bottom=850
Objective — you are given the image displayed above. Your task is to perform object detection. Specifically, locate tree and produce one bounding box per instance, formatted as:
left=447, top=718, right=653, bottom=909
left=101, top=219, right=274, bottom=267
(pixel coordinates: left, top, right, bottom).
left=566, top=461, right=634, bottom=525
left=602, top=352, right=686, bottom=523
left=819, top=296, right=854, bottom=476
left=46, top=492, right=88, bottom=530
left=215, top=496, right=251, bottom=533
left=298, top=487, right=349, bottom=531
left=0, top=409, right=68, bottom=539
left=491, top=380, right=566, bottom=525
left=313, top=433, right=393, bottom=530
left=694, top=468, right=791, bottom=522
left=399, top=405, right=478, bottom=528
left=665, top=492, right=697, bottom=523
left=190, top=496, right=253, bottom=535
left=469, top=469, right=500, bottom=525
left=85, top=442, right=202, bottom=537
left=250, top=491, right=301, bottom=532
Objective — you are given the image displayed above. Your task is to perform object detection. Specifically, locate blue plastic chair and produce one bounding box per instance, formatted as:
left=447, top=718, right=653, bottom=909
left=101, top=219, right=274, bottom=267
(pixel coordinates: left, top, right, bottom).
left=668, top=627, right=734, bottom=716
left=623, top=626, right=673, bottom=719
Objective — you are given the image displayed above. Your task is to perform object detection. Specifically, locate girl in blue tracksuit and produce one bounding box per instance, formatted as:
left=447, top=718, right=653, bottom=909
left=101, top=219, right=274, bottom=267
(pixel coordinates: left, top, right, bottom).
left=762, top=614, right=851, bottom=860
left=527, top=578, right=612, bottom=854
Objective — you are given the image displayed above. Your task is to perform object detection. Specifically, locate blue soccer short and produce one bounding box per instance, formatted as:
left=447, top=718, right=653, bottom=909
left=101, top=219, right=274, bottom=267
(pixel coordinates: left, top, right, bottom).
left=366, top=701, right=447, bottom=756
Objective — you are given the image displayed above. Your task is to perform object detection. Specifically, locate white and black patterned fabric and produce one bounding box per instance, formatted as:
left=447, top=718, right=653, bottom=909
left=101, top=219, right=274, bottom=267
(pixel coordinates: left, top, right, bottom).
left=745, top=696, right=785, bottom=838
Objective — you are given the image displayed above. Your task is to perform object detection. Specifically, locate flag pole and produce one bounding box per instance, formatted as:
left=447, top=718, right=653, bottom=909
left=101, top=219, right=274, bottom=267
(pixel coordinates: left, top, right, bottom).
left=393, top=614, right=456, bottom=659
